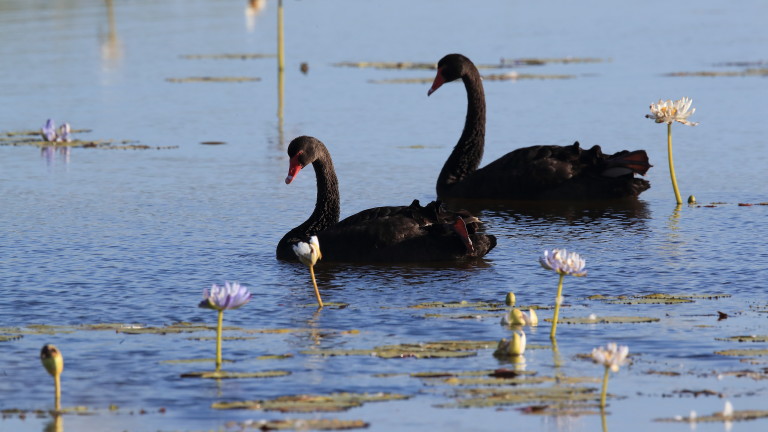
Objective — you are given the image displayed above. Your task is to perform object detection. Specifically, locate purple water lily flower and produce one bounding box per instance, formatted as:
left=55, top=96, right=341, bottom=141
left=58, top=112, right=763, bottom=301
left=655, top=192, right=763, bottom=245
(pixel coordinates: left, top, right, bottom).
left=41, top=119, right=58, bottom=142
left=199, top=281, right=252, bottom=311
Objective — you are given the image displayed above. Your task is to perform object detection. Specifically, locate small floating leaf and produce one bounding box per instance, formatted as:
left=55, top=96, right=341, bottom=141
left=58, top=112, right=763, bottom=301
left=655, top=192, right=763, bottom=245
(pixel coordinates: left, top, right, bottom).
left=180, top=370, right=290, bottom=379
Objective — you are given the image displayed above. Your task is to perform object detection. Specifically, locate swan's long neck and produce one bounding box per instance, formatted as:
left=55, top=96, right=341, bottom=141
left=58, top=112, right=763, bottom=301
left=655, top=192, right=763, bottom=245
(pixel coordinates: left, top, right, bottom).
left=296, top=153, right=340, bottom=237
left=277, top=149, right=340, bottom=259
left=436, top=70, right=486, bottom=197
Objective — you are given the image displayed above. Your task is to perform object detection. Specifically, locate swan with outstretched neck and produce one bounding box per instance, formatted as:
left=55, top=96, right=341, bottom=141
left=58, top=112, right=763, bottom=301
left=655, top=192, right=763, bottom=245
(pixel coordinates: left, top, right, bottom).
left=428, top=53, right=651, bottom=201
left=276, top=136, right=496, bottom=262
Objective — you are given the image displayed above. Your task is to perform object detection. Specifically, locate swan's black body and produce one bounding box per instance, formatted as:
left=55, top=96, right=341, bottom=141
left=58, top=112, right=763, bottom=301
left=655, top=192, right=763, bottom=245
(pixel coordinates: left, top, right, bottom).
left=429, top=54, right=651, bottom=201
left=276, top=136, right=496, bottom=262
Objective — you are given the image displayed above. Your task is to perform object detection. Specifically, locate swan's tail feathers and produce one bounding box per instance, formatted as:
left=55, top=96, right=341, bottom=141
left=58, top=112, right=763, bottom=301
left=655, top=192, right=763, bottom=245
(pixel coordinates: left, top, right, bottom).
left=452, top=218, right=475, bottom=255
left=603, top=150, right=652, bottom=177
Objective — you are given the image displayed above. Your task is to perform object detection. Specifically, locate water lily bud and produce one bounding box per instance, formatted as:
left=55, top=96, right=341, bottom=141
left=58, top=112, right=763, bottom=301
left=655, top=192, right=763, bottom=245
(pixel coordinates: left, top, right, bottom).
left=40, top=344, right=64, bottom=377
left=687, top=195, right=696, bottom=204
left=504, top=292, right=516, bottom=306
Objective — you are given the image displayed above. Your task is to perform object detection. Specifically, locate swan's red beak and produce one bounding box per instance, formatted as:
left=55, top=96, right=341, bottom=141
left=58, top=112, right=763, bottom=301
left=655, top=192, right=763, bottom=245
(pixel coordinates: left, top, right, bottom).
left=452, top=218, right=475, bottom=255
left=428, top=68, right=445, bottom=96
left=286, top=153, right=303, bottom=184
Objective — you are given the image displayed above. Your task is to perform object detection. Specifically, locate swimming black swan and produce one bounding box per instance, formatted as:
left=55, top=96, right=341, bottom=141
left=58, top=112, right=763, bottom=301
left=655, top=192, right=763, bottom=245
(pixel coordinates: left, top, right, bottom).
left=428, top=53, right=651, bottom=200
left=276, top=136, right=496, bottom=262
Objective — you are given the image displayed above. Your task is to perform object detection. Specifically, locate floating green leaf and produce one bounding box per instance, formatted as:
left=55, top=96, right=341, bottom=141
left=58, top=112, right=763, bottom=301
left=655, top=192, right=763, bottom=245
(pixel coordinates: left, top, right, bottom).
left=212, top=392, right=409, bottom=412
left=180, top=370, right=290, bottom=379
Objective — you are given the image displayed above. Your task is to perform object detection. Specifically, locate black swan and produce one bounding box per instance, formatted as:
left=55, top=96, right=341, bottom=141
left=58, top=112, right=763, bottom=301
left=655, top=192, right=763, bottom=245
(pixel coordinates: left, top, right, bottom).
left=428, top=53, right=651, bottom=201
left=276, top=136, right=497, bottom=262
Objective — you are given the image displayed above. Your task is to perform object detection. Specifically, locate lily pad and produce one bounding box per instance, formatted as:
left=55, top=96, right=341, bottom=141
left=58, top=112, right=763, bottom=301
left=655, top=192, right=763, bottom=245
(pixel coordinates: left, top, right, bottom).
left=159, top=358, right=234, bottom=365
left=180, top=370, right=290, bottom=379
left=117, top=322, right=234, bottom=334
left=715, top=349, right=768, bottom=357
left=212, top=392, right=410, bottom=412
left=716, top=335, right=768, bottom=343
left=303, top=340, right=492, bottom=359
left=499, top=56, right=606, bottom=66
left=439, top=385, right=599, bottom=409
left=166, top=76, right=261, bottom=83
left=407, top=301, right=500, bottom=309
left=256, top=354, right=294, bottom=360
left=0, top=335, right=22, bottom=342
left=546, top=316, right=660, bottom=324
left=655, top=409, right=768, bottom=423
left=589, top=293, right=730, bottom=305
left=225, top=418, right=369, bottom=430
left=664, top=68, right=768, bottom=77
left=181, top=53, right=275, bottom=60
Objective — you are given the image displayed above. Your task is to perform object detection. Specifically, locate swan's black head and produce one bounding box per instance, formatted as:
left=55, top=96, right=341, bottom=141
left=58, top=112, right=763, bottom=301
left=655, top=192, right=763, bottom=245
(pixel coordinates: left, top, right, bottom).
left=428, top=53, right=475, bottom=96
left=285, top=135, right=323, bottom=184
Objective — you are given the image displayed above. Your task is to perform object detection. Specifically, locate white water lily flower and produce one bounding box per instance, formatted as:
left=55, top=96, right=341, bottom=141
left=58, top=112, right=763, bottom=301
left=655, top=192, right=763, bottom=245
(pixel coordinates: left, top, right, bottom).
left=722, top=400, right=733, bottom=418
left=539, top=249, right=587, bottom=277
left=646, top=97, right=699, bottom=126
left=502, top=308, right=538, bottom=326
left=293, top=236, right=322, bottom=267
left=591, top=342, right=629, bottom=372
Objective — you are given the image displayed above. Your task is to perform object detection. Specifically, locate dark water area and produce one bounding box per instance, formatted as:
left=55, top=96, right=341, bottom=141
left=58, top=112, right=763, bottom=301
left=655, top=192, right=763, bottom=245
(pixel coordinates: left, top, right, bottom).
left=1, top=1, right=767, bottom=431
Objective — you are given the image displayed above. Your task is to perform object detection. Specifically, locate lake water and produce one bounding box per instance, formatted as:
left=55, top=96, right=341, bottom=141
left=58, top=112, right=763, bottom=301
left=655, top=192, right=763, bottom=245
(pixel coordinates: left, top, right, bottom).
left=1, top=0, right=767, bottom=431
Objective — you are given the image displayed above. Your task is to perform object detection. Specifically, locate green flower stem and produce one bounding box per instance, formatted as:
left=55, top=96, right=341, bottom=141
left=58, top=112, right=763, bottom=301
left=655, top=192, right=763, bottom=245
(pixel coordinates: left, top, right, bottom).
left=53, top=372, right=61, bottom=412
left=600, top=406, right=608, bottom=432
left=310, top=265, right=324, bottom=308
left=667, top=122, right=683, bottom=205
left=600, top=365, right=610, bottom=408
left=215, top=309, right=224, bottom=372
left=549, top=273, right=565, bottom=340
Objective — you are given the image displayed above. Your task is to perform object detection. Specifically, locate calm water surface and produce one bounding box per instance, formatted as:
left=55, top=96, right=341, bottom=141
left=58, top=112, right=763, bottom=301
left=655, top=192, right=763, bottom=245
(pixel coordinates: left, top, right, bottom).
left=1, top=1, right=767, bottom=431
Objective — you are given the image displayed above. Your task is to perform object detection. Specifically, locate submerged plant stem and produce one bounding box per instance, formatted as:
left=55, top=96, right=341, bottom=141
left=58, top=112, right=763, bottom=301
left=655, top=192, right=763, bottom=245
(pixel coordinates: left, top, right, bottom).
left=550, top=274, right=565, bottom=340
left=310, top=265, right=324, bottom=308
left=667, top=123, right=683, bottom=205
left=600, top=366, right=610, bottom=408
left=215, top=310, right=224, bottom=372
